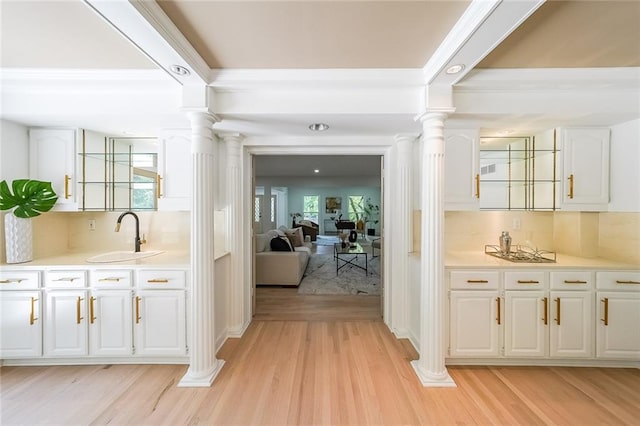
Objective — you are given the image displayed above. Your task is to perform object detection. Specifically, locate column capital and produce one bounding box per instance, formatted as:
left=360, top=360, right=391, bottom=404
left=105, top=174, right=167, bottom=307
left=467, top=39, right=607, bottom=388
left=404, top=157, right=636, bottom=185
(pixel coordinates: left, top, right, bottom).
left=217, top=132, right=245, bottom=144
left=394, top=133, right=419, bottom=143
left=186, top=110, right=220, bottom=128
left=414, top=108, right=456, bottom=125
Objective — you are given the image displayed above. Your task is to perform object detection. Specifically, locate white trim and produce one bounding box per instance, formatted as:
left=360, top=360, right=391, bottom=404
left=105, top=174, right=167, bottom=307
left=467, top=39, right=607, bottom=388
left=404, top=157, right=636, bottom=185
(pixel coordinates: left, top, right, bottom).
left=410, top=361, right=457, bottom=388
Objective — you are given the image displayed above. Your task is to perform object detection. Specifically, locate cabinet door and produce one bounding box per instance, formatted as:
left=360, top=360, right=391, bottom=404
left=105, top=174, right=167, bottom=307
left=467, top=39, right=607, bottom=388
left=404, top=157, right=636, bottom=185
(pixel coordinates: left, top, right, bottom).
left=596, top=291, right=640, bottom=359
left=560, top=128, right=610, bottom=211
left=134, top=290, right=186, bottom=356
left=444, top=129, right=479, bottom=211
left=45, top=291, right=88, bottom=356
left=505, top=291, right=547, bottom=357
left=29, top=128, right=78, bottom=210
left=449, top=291, right=500, bottom=357
left=549, top=291, right=593, bottom=358
left=89, top=290, right=133, bottom=356
left=0, top=291, right=42, bottom=358
left=157, top=130, right=191, bottom=211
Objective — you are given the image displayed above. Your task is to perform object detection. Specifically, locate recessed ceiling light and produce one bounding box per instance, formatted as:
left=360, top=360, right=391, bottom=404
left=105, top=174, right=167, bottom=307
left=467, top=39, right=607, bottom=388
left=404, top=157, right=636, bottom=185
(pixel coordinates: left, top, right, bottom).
left=170, top=65, right=191, bottom=76
left=445, top=64, right=465, bottom=75
left=309, top=123, right=329, bottom=132
left=314, top=169, right=320, bottom=173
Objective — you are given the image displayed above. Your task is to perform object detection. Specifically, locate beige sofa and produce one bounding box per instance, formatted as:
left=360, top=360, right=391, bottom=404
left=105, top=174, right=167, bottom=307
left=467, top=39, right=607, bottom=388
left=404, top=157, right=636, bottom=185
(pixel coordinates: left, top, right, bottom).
left=255, top=228, right=312, bottom=286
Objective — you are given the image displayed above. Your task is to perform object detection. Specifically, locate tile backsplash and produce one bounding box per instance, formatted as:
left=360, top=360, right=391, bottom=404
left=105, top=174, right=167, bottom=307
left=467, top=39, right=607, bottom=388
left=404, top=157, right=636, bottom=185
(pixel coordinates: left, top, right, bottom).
left=445, top=211, right=640, bottom=265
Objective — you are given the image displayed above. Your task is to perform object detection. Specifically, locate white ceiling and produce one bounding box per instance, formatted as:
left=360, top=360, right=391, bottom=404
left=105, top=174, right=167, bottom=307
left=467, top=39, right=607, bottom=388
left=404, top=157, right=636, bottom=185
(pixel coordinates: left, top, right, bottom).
left=0, top=1, right=639, bottom=139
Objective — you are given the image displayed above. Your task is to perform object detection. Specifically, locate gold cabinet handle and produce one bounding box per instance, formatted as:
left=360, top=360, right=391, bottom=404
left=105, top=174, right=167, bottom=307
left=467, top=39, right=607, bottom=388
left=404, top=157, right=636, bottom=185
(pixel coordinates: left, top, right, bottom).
left=147, top=278, right=169, bottom=284
left=567, top=174, right=574, bottom=199
left=496, top=297, right=501, bottom=325
left=517, top=280, right=539, bottom=284
left=90, top=296, right=96, bottom=324
left=616, top=280, right=640, bottom=285
left=466, top=279, right=488, bottom=284
left=135, top=296, right=141, bottom=324
left=564, top=280, right=587, bottom=284
left=54, top=277, right=81, bottom=282
left=156, top=174, right=163, bottom=198
left=76, top=296, right=84, bottom=324
left=30, top=297, right=38, bottom=325
left=555, top=297, right=561, bottom=325
left=1, top=278, right=26, bottom=284
left=542, top=297, right=548, bottom=325
left=64, top=174, right=72, bottom=199
left=601, top=298, right=609, bottom=326
left=475, top=174, right=480, bottom=198
left=98, top=277, right=122, bottom=282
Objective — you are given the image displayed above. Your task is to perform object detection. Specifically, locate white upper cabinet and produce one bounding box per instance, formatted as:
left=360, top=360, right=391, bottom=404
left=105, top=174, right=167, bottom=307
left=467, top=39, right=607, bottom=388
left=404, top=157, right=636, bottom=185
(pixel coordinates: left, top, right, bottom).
left=157, top=129, right=191, bottom=211
left=444, top=129, right=479, bottom=210
left=560, top=128, right=610, bottom=211
left=29, top=128, right=79, bottom=211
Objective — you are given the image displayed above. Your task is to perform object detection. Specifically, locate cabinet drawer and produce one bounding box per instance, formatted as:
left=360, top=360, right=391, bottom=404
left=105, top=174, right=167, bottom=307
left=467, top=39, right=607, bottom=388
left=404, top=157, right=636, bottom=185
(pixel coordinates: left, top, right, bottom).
left=45, top=270, right=87, bottom=288
left=449, top=270, right=499, bottom=290
left=550, top=271, right=593, bottom=290
left=596, top=271, right=640, bottom=291
left=0, top=270, right=40, bottom=290
left=137, top=270, right=186, bottom=289
left=504, top=271, right=547, bottom=290
left=90, top=269, right=133, bottom=288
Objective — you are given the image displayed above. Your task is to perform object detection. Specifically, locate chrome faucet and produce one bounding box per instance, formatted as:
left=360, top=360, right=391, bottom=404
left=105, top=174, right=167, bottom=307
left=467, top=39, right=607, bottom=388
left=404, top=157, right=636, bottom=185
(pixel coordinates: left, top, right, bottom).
left=115, top=211, right=146, bottom=252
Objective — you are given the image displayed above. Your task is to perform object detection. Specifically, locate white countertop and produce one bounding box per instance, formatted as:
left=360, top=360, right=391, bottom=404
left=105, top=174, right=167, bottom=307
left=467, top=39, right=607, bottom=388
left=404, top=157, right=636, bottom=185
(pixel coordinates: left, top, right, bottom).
left=1, top=250, right=200, bottom=269
left=445, top=250, right=639, bottom=270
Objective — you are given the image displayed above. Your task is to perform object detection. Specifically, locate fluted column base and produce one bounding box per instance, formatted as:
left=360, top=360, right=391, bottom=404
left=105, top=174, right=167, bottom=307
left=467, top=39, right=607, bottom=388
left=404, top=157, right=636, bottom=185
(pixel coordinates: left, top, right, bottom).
left=410, top=360, right=456, bottom=387
left=178, top=359, right=226, bottom=387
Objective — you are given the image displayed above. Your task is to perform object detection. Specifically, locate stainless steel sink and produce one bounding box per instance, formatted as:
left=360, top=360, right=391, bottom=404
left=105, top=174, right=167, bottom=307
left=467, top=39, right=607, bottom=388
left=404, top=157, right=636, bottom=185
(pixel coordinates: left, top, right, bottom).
left=86, top=250, right=164, bottom=263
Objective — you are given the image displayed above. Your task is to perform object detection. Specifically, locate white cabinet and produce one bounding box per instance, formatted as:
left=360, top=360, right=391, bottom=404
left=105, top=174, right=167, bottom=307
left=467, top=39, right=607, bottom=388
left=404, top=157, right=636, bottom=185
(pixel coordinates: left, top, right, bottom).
left=549, top=290, right=593, bottom=358
left=596, top=271, right=640, bottom=360
left=504, top=290, right=547, bottom=357
left=29, top=128, right=78, bottom=211
left=448, top=270, right=500, bottom=357
left=157, top=129, right=191, bottom=211
left=0, top=271, right=42, bottom=358
left=560, top=128, right=610, bottom=211
left=134, top=269, right=187, bottom=356
left=45, top=290, right=88, bottom=357
left=89, top=289, right=133, bottom=356
left=444, top=129, right=479, bottom=210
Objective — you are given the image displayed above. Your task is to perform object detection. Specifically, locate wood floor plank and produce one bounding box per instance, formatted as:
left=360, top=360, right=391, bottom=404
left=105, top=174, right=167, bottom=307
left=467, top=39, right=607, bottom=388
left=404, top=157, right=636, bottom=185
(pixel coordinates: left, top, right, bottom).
left=2, top=288, right=639, bottom=425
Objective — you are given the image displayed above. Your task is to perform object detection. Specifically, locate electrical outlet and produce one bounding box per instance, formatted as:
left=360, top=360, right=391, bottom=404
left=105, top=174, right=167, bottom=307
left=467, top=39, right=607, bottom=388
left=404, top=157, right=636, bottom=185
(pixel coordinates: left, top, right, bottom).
left=512, top=217, right=521, bottom=230
left=88, top=219, right=96, bottom=231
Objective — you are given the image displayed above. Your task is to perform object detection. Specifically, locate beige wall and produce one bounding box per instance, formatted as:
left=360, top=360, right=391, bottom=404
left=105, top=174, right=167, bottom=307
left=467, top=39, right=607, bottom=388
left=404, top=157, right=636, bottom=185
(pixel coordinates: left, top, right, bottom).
left=444, top=211, right=640, bottom=265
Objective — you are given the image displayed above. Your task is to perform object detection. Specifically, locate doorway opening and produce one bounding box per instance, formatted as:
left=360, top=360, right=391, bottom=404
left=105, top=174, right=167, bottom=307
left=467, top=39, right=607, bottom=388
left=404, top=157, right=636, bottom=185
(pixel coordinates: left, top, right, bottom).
left=252, top=154, right=385, bottom=321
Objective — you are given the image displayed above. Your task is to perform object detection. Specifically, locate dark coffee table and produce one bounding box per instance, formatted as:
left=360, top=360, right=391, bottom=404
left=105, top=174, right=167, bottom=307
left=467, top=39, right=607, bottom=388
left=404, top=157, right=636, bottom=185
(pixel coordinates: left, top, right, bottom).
left=334, top=242, right=368, bottom=276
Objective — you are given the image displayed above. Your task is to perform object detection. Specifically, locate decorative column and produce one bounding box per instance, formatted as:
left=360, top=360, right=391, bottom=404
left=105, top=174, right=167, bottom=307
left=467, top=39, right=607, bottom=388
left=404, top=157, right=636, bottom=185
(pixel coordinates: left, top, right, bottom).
left=221, top=133, right=247, bottom=336
left=391, top=134, right=416, bottom=334
left=179, top=111, right=225, bottom=387
left=411, top=110, right=456, bottom=387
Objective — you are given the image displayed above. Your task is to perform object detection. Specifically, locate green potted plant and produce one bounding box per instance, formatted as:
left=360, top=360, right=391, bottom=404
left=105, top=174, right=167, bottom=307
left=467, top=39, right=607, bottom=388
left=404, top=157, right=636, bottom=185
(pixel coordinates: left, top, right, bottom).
left=362, top=197, right=379, bottom=236
left=0, top=179, right=58, bottom=263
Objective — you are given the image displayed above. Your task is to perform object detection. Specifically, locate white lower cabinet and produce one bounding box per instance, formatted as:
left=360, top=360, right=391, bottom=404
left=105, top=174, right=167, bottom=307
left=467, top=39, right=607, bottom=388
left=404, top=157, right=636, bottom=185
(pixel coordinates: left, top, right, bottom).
left=595, top=271, right=640, bottom=360
left=449, top=291, right=500, bottom=357
left=0, top=290, right=42, bottom=358
left=89, top=289, right=133, bottom=356
left=134, top=290, right=186, bottom=356
left=504, top=290, right=547, bottom=357
left=549, top=290, right=593, bottom=358
left=45, top=290, right=89, bottom=357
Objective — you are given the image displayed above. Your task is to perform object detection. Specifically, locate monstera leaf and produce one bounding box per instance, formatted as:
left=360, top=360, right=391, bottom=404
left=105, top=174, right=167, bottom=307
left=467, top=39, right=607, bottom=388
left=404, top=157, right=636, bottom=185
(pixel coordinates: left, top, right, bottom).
left=0, top=179, right=58, bottom=218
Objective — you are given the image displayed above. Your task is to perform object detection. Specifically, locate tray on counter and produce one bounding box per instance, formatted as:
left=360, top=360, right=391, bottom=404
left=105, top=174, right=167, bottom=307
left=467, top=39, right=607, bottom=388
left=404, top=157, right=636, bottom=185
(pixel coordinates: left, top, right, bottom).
left=484, top=245, right=556, bottom=263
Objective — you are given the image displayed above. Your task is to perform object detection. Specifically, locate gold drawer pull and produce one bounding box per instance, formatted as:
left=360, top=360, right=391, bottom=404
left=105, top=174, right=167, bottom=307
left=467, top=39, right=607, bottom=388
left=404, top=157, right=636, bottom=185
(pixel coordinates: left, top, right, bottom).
left=90, top=296, right=96, bottom=324
left=564, top=280, right=587, bottom=284
left=157, top=174, right=163, bottom=199
left=496, top=297, right=501, bottom=325
left=64, top=174, right=72, bottom=199
left=555, top=297, right=561, bottom=325
left=475, top=174, right=480, bottom=198
left=601, top=298, right=609, bottom=326
left=30, top=297, right=38, bottom=325
left=567, top=174, right=574, bottom=199
left=542, top=297, right=548, bottom=325
left=616, top=280, right=640, bottom=285
left=54, top=277, right=81, bottom=282
left=466, top=279, right=488, bottom=284
left=76, top=297, right=84, bottom=324
left=147, top=278, right=169, bottom=283
left=135, top=296, right=141, bottom=324
left=98, top=277, right=122, bottom=282
left=1, top=278, right=26, bottom=284
left=517, top=280, right=539, bottom=284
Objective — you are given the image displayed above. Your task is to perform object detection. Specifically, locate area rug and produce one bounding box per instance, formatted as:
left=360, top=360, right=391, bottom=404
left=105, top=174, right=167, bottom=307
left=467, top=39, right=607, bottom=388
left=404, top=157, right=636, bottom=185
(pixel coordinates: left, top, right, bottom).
left=298, top=252, right=380, bottom=295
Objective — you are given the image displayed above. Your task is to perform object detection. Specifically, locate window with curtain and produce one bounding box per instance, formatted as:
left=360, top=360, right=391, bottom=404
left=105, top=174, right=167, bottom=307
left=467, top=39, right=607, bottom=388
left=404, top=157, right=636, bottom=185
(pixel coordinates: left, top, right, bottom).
left=303, top=195, right=319, bottom=222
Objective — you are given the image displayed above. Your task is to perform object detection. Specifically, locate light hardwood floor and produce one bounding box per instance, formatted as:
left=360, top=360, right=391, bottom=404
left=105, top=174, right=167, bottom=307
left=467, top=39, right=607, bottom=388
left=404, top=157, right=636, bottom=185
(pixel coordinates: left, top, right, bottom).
left=2, top=288, right=639, bottom=425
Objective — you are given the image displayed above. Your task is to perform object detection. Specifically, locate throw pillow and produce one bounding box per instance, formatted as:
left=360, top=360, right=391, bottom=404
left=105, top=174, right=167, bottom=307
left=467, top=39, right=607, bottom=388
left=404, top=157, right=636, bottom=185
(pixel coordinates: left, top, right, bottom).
left=270, top=236, right=293, bottom=252
left=285, top=229, right=303, bottom=247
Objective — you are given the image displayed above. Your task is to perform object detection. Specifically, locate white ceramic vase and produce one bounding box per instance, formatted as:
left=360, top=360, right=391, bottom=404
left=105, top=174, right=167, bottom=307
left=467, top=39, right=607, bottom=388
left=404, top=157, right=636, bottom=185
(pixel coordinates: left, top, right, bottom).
left=4, top=213, right=33, bottom=264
